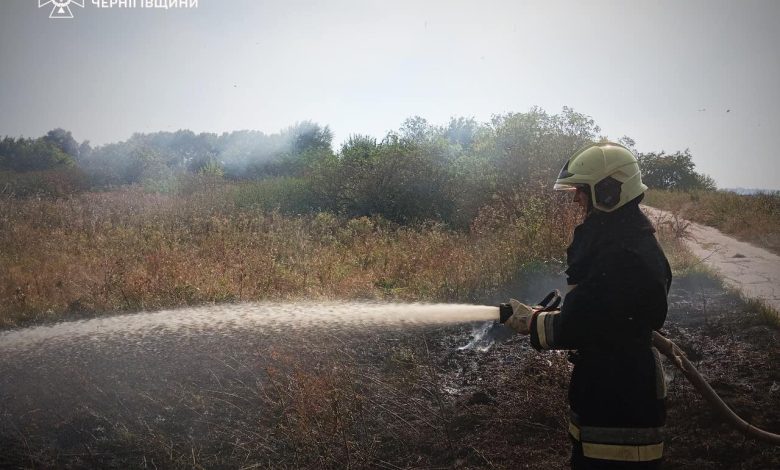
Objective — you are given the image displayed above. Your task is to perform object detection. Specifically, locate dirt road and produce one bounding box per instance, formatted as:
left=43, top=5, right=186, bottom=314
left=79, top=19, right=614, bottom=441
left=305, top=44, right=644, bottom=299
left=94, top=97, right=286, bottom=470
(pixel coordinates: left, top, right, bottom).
left=643, top=206, right=780, bottom=315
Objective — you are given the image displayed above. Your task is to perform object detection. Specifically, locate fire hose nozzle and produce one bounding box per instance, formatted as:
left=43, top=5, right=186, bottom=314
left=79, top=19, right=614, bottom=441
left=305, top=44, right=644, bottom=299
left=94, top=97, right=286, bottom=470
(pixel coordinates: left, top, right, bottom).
left=498, top=303, right=513, bottom=323
left=498, top=290, right=562, bottom=324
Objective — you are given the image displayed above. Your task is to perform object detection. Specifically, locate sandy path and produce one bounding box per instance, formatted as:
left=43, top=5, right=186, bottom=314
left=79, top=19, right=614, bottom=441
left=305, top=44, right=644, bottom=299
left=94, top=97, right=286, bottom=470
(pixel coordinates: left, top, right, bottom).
left=643, top=206, right=780, bottom=314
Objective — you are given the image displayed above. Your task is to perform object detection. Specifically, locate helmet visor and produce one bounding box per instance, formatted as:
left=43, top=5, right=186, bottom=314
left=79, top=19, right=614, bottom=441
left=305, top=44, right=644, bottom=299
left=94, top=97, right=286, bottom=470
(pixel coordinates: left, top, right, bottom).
left=554, top=159, right=580, bottom=191
left=557, top=159, right=575, bottom=179
left=553, top=182, right=580, bottom=192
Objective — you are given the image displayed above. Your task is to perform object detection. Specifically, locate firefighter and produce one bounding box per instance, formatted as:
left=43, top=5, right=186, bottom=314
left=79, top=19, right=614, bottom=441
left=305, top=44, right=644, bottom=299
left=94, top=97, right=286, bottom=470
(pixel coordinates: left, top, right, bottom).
left=505, top=142, right=672, bottom=469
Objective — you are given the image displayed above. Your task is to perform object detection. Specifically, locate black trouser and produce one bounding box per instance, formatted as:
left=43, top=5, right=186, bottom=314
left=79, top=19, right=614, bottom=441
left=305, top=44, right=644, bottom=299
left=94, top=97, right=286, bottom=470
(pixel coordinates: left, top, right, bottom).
left=568, top=348, right=666, bottom=469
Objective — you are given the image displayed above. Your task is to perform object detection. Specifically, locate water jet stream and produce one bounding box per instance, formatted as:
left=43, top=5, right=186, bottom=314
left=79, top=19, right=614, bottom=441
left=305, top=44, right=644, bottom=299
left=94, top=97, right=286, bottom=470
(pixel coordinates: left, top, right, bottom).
left=0, top=302, right=500, bottom=351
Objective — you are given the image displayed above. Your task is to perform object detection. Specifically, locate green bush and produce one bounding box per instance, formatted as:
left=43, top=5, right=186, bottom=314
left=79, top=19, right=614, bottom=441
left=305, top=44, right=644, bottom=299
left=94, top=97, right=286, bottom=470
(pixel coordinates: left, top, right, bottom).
left=231, top=177, right=317, bottom=214
left=0, top=168, right=88, bottom=198
left=637, top=151, right=716, bottom=191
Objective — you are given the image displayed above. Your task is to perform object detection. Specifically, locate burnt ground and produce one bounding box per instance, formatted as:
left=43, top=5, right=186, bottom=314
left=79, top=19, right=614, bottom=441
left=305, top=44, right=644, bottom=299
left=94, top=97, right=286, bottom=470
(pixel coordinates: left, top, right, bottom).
left=441, top=272, right=780, bottom=469
left=1, top=273, right=779, bottom=469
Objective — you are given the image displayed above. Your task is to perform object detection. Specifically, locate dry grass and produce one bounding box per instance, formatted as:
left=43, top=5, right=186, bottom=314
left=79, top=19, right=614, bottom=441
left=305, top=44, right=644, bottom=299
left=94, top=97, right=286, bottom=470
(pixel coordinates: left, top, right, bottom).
left=1, top=325, right=574, bottom=469
left=0, top=186, right=579, bottom=328
left=644, top=206, right=714, bottom=277
left=3, top=187, right=774, bottom=469
left=645, top=189, right=780, bottom=255
left=130, top=337, right=459, bottom=469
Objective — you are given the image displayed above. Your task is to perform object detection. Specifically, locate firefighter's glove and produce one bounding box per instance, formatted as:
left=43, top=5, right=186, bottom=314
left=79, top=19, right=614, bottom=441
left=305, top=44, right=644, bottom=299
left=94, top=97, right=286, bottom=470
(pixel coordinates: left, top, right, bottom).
left=505, top=299, right=535, bottom=335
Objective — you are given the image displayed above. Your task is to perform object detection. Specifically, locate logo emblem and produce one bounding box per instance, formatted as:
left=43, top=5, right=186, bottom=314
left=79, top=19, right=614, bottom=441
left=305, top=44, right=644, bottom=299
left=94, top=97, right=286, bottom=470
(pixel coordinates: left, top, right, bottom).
left=39, top=0, right=85, bottom=19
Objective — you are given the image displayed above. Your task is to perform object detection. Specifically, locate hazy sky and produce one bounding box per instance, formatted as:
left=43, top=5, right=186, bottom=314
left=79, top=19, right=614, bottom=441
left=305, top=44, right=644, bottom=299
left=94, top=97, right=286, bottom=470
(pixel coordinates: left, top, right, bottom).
left=1, top=0, right=779, bottom=189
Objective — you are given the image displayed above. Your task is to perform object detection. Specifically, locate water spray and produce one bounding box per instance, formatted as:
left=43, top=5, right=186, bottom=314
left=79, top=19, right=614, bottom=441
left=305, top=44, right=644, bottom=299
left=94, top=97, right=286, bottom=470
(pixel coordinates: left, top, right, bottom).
left=2, top=294, right=777, bottom=445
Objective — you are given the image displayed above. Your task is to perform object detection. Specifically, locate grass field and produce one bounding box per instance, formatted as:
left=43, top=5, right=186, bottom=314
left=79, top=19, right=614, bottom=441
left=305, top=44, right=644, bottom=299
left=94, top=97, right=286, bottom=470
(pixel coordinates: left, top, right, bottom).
left=2, top=185, right=778, bottom=469
left=0, top=184, right=585, bottom=329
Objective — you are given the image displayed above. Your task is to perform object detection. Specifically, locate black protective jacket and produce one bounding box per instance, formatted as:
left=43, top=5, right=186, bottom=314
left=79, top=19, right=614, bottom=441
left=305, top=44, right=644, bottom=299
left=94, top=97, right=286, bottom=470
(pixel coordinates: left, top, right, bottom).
left=530, top=201, right=672, bottom=469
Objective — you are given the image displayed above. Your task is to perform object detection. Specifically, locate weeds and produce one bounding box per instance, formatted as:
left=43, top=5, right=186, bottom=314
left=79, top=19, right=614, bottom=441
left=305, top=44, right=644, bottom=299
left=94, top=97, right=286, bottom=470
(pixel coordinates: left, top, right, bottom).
left=645, top=205, right=712, bottom=277
left=2, top=186, right=777, bottom=469
left=732, top=291, right=780, bottom=328
left=0, top=186, right=578, bottom=328
left=0, top=184, right=710, bottom=328
left=0, top=324, right=576, bottom=469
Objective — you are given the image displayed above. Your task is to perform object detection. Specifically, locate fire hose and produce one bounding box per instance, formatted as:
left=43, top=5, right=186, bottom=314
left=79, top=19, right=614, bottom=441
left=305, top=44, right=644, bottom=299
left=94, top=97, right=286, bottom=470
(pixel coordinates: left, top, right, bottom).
left=650, top=331, right=780, bottom=445
left=498, top=292, right=780, bottom=445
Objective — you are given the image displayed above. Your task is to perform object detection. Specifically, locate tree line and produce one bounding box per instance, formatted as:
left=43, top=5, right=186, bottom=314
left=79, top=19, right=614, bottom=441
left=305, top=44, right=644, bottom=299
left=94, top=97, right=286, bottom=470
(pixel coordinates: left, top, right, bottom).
left=0, top=107, right=715, bottom=224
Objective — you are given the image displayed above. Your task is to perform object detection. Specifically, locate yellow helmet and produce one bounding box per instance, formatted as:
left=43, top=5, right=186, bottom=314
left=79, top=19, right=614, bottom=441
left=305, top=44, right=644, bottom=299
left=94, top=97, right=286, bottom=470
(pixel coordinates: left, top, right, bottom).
left=554, top=142, right=647, bottom=212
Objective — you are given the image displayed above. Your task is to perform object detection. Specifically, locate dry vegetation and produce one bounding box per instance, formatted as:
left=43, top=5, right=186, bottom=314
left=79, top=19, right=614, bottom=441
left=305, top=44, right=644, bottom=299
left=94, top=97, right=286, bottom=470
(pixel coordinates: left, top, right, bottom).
left=4, top=288, right=778, bottom=470
left=2, top=186, right=779, bottom=469
left=644, top=206, right=712, bottom=277
left=0, top=184, right=581, bottom=329
left=0, top=323, right=576, bottom=469
left=645, top=189, right=780, bottom=255
left=4, top=111, right=777, bottom=468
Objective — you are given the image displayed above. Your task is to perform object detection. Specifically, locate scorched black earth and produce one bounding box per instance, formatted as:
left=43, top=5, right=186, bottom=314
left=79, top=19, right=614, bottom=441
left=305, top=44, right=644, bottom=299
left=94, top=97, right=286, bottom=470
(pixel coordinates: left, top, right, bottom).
left=0, top=274, right=778, bottom=469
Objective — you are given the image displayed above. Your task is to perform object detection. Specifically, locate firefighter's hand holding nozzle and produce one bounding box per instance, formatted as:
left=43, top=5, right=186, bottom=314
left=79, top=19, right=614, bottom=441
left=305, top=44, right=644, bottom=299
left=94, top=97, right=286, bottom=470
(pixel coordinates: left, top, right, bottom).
left=499, top=290, right=560, bottom=334
left=504, top=299, right=537, bottom=335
